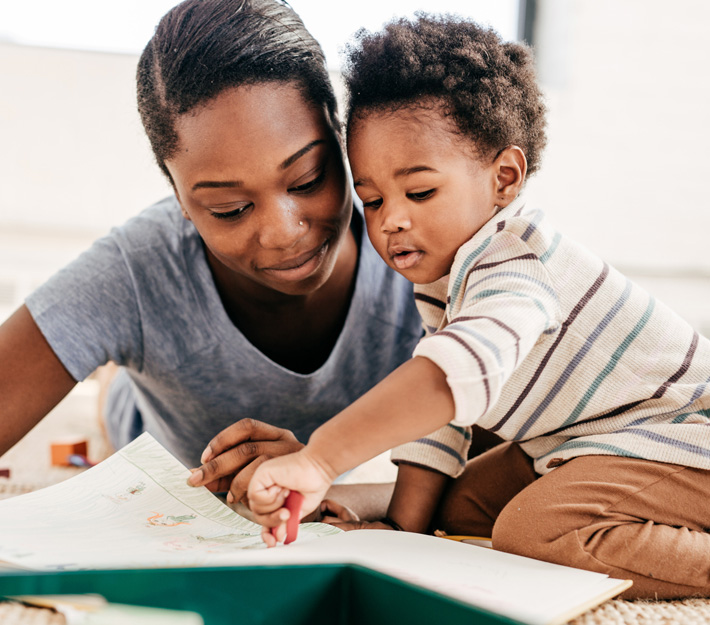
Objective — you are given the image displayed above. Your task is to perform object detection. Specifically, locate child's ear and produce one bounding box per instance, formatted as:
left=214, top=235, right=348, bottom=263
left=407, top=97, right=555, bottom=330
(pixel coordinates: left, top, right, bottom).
left=494, top=146, right=527, bottom=208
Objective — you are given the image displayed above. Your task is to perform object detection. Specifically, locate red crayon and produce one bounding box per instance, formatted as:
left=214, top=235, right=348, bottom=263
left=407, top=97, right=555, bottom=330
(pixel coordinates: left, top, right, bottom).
left=271, top=491, right=304, bottom=545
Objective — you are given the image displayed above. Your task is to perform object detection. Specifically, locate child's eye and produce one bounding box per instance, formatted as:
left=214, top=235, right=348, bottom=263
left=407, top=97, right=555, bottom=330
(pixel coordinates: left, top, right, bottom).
left=408, top=189, right=435, bottom=201
left=211, top=203, right=252, bottom=220
left=290, top=168, right=327, bottom=194
left=362, top=198, right=383, bottom=210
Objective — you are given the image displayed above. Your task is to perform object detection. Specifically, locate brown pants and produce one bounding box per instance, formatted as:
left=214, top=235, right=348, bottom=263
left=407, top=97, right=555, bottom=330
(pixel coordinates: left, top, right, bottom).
left=432, top=441, right=710, bottom=600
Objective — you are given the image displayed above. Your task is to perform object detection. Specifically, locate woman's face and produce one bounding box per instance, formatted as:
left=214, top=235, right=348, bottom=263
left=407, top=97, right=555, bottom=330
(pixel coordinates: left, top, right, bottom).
left=166, top=82, right=352, bottom=298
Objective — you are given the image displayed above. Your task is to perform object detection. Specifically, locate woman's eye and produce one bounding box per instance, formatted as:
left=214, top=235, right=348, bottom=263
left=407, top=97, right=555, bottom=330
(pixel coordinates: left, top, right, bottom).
left=290, top=168, right=326, bottom=193
left=210, top=204, right=251, bottom=220
left=408, top=189, right=435, bottom=201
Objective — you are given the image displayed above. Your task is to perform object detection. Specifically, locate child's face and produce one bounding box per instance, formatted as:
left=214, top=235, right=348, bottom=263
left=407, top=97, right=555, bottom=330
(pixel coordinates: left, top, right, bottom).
left=347, top=107, right=501, bottom=284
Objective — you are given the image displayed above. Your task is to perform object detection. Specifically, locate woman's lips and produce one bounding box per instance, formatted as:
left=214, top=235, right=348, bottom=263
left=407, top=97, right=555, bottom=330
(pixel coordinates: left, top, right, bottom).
left=261, top=241, right=329, bottom=281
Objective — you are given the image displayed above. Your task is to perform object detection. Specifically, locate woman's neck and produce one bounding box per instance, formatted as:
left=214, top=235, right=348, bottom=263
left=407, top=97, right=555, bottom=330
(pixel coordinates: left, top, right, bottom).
left=210, top=229, right=359, bottom=374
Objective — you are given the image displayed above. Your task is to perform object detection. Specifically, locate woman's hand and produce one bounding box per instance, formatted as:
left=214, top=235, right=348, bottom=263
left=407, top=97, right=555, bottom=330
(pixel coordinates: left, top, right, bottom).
left=248, top=448, right=337, bottom=546
left=187, top=418, right=304, bottom=506
left=319, top=499, right=393, bottom=531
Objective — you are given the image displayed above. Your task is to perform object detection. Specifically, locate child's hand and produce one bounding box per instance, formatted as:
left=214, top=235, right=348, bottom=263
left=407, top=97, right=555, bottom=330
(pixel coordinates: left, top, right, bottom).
left=186, top=419, right=304, bottom=506
left=248, top=448, right=337, bottom=547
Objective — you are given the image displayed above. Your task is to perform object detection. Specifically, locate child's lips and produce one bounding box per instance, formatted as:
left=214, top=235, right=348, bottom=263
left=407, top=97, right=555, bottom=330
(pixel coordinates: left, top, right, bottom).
left=388, top=245, right=424, bottom=271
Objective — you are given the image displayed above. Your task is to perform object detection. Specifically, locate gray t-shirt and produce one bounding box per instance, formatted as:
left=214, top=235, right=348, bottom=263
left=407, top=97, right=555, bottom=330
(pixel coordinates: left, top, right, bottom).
left=27, top=196, right=422, bottom=467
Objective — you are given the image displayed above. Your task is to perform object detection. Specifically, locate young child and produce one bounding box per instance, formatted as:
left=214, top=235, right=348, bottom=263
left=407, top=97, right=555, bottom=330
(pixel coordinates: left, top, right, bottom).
left=244, top=15, right=710, bottom=599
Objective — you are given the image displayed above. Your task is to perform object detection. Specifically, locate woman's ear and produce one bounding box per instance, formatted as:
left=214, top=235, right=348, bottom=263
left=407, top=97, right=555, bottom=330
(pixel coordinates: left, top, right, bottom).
left=164, top=163, right=192, bottom=221
left=173, top=190, right=192, bottom=222
left=179, top=203, right=192, bottom=222
left=494, top=146, right=527, bottom=208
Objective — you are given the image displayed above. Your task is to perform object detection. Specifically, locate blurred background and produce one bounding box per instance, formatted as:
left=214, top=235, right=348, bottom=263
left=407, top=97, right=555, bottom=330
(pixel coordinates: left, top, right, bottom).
left=1, top=0, right=710, bottom=334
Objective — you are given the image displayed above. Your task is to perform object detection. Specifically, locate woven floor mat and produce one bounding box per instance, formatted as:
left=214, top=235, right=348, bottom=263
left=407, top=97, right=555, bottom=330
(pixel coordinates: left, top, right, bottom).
left=4, top=597, right=710, bottom=625
left=0, top=602, right=65, bottom=625
left=571, top=598, right=710, bottom=625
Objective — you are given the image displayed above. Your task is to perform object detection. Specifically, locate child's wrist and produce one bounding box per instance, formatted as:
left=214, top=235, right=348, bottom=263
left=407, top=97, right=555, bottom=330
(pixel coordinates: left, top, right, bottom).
left=300, top=445, right=340, bottom=484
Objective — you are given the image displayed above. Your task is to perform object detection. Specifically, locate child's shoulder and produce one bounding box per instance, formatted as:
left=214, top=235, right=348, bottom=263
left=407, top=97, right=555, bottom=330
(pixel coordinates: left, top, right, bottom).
left=460, top=199, right=556, bottom=261
left=500, top=203, right=552, bottom=240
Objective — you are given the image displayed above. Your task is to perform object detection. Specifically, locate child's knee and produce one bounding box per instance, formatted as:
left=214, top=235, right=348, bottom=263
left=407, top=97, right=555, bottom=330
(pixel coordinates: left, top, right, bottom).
left=491, top=498, right=546, bottom=558
left=491, top=492, right=579, bottom=564
left=491, top=492, right=619, bottom=573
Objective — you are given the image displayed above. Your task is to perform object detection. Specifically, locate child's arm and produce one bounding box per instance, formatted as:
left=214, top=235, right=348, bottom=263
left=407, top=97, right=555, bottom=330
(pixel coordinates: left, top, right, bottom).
left=248, top=355, right=455, bottom=543
left=384, top=464, right=449, bottom=532
left=320, top=465, right=449, bottom=533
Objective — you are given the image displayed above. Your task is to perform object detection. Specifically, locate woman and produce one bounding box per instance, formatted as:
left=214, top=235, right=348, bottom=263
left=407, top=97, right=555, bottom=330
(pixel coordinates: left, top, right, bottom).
left=0, top=0, right=422, bottom=517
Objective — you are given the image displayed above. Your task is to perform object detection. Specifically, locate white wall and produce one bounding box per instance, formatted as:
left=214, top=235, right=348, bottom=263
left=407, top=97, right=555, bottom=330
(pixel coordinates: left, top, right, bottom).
left=0, top=42, right=171, bottom=319
left=0, top=43, right=172, bottom=232
left=2, top=0, right=710, bottom=332
left=525, top=0, right=710, bottom=333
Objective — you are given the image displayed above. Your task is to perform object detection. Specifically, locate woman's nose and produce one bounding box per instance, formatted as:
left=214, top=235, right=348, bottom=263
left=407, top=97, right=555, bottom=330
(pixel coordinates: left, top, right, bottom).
left=257, top=200, right=306, bottom=249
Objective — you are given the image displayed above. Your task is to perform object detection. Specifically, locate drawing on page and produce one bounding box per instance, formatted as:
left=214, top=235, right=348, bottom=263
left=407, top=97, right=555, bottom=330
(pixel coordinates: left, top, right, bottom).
left=159, top=532, right=265, bottom=553
left=103, top=481, right=146, bottom=504
left=147, top=512, right=197, bottom=527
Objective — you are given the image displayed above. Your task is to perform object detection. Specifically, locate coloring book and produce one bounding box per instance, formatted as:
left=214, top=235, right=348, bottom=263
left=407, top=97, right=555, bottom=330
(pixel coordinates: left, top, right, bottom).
left=0, top=433, right=631, bottom=625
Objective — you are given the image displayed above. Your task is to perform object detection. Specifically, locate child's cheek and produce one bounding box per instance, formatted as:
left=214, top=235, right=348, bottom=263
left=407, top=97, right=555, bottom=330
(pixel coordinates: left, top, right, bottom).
left=367, top=228, right=390, bottom=265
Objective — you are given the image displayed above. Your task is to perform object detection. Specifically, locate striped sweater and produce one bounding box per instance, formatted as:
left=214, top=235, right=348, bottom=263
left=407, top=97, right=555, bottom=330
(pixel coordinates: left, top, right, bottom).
left=390, top=195, right=710, bottom=477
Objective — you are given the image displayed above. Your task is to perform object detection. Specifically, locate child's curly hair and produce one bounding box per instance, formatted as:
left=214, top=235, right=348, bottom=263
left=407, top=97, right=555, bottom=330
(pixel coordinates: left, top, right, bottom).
left=343, top=13, right=547, bottom=175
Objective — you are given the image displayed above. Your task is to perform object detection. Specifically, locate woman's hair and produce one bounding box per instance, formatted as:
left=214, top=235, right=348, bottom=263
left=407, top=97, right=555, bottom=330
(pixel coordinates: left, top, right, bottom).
left=343, top=14, right=547, bottom=175
left=137, top=0, right=339, bottom=179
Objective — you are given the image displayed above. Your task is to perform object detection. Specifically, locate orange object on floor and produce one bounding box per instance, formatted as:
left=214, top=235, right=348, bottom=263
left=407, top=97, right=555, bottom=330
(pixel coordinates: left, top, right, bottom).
left=50, top=439, right=89, bottom=466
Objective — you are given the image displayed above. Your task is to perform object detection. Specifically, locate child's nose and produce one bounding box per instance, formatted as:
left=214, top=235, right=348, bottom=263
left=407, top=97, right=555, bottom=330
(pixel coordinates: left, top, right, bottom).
left=380, top=201, right=412, bottom=234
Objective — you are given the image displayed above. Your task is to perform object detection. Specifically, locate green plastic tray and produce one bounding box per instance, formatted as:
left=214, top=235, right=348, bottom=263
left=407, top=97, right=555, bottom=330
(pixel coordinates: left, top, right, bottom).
left=0, top=564, right=523, bottom=624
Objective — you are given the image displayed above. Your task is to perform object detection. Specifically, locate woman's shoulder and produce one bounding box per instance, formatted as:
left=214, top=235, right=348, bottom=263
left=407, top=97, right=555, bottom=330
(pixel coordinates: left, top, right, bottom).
left=98, top=195, right=207, bottom=277
left=111, top=195, right=194, bottom=249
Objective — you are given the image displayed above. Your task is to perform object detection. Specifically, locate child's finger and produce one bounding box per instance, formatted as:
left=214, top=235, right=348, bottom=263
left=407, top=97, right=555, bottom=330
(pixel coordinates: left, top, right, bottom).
left=261, top=526, right=278, bottom=548
left=269, top=520, right=287, bottom=543
left=253, top=504, right=290, bottom=529
left=249, top=484, right=289, bottom=513
left=226, top=455, right=268, bottom=505
left=255, top=505, right=290, bottom=546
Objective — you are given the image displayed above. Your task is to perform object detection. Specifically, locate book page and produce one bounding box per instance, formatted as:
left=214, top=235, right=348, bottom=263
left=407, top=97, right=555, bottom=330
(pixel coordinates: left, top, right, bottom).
left=0, top=433, right=339, bottom=570
left=0, top=433, right=630, bottom=625
left=274, top=531, right=631, bottom=625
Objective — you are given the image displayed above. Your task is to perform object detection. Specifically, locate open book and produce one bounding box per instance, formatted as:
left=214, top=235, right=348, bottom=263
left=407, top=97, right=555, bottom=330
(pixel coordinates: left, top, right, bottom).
left=0, top=433, right=631, bottom=625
